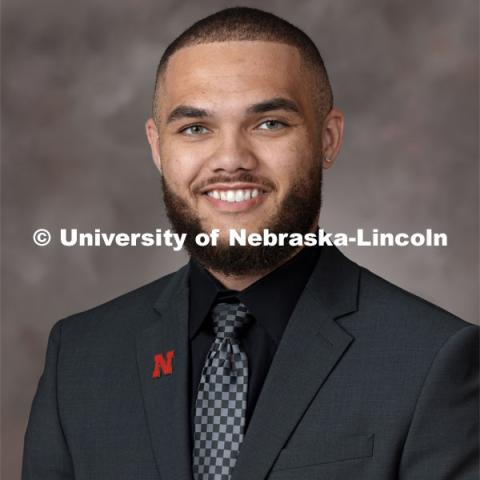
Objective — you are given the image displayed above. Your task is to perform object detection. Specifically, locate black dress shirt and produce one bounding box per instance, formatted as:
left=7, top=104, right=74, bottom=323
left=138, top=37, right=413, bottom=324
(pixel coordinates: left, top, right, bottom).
left=188, top=245, right=322, bottom=443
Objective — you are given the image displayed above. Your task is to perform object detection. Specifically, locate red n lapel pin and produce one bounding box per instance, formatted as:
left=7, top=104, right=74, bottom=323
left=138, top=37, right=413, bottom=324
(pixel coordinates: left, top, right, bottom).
left=152, top=350, right=175, bottom=378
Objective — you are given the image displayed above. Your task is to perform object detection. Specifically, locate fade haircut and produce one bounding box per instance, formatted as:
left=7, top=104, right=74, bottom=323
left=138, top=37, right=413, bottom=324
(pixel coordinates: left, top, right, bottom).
left=152, top=7, right=333, bottom=123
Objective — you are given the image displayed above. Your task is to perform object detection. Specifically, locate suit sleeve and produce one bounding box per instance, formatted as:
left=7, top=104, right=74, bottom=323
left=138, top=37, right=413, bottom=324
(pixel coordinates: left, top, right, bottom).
left=22, top=320, right=75, bottom=479
left=399, top=324, right=479, bottom=480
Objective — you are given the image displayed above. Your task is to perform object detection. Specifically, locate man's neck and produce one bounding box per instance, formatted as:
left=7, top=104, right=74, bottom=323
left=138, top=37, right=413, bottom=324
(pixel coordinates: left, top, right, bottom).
left=202, top=220, right=320, bottom=291
left=206, top=245, right=306, bottom=291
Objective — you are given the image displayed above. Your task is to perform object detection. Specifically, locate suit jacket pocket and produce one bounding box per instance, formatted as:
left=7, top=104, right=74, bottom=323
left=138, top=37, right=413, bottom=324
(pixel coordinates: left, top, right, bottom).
left=271, top=433, right=375, bottom=472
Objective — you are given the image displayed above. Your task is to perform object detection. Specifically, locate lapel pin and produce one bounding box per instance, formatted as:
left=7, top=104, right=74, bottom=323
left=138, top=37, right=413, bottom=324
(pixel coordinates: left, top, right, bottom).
left=152, top=349, right=175, bottom=378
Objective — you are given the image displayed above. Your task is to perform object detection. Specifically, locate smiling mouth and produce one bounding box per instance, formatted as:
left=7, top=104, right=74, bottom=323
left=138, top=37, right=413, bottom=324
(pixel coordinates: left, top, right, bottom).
left=204, top=187, right=264, bottom=202
left=200, top=184, right=270, bottom=211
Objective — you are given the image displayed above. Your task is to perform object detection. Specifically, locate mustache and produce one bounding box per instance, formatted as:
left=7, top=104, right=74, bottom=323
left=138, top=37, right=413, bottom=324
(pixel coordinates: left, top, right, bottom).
left=193, top=172, right=275, bottom=193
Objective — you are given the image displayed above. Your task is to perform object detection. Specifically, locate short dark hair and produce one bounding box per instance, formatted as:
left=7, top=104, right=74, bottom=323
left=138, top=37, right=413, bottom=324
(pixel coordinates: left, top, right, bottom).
left=152, top=7, right=333, bottom=122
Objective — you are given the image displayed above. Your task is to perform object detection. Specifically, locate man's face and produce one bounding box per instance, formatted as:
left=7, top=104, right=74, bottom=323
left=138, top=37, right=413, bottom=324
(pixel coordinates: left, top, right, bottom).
left=147, top=41, right=341, bottom=275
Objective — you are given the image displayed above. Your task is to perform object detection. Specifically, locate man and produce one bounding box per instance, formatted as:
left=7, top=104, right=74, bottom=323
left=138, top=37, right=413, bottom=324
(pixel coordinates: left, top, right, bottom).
left=23, top=7, right=478, bottom=480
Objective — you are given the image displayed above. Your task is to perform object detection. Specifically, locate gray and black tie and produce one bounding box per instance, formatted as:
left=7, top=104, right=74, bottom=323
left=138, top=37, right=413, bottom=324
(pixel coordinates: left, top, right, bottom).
left=192, top=301, right=251, bottom=480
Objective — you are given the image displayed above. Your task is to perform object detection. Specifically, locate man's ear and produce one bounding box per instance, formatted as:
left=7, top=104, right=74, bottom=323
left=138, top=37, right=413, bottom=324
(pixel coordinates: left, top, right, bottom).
left=321, top=107, right=344, bottom=169
left=145, top=118, right=162, bottom=174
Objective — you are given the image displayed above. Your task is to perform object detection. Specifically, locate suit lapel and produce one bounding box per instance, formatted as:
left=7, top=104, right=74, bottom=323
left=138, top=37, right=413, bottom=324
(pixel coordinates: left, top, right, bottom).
left=135, top=265, right=193, bottom=480
left=231, top=246, right=360, bottom=480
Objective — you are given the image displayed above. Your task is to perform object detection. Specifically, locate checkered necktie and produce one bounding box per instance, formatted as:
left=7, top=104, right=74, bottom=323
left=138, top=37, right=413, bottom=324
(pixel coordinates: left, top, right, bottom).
left=192, top=301, right=251, bottom=480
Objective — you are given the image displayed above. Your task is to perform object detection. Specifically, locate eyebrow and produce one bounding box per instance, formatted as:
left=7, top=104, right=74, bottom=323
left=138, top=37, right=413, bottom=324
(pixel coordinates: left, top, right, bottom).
left=246, top=97, right=301, bottom=115
left=167, top=106, right=212, bottom=124
left=166, top=97, right=302, bottom=124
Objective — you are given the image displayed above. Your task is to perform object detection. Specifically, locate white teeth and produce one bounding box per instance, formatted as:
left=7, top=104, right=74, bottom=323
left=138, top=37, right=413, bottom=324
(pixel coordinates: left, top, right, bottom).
left=206, top=188, right=262, bottom=203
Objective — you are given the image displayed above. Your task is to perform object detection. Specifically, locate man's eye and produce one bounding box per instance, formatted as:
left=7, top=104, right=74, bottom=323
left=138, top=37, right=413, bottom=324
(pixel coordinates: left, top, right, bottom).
left=257, top=120, right=287, bottom=130
left=181, top=125, right=210, bottom=135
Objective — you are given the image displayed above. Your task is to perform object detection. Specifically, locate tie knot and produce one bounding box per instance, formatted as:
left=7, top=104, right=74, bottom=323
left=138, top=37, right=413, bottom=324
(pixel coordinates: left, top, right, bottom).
left=211, top=301, right=251, bottom=340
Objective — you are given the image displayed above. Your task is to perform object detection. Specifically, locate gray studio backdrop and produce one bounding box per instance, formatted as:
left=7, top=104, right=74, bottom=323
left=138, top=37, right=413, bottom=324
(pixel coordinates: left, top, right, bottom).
left=2, top=0, right=478, bottom=477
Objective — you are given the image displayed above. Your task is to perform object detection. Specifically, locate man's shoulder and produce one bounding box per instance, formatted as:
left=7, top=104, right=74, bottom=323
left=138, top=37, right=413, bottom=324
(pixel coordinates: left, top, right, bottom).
left=354, top=264, right=477, bottom=343
left=318, top=247, right=475, bottom=336
left=53, top=266, right=186, bottom=340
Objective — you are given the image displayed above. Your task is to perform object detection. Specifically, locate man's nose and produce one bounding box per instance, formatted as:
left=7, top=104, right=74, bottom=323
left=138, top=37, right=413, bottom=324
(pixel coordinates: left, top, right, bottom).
left=207, top=130, right=258, bottom=173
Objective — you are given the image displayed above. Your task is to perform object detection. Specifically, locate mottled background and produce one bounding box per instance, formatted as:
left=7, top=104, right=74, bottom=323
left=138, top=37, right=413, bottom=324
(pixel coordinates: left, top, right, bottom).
left=2, top=0, right=478, bottom=477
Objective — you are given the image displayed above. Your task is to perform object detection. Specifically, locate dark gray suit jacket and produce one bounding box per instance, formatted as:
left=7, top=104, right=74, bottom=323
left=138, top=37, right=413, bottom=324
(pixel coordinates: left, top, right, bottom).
left=23, top=246, right=479, bottom=479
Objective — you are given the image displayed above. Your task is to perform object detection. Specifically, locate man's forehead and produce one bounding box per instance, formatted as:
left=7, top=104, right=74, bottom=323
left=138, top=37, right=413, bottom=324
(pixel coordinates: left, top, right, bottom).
left=158, top=41, right=312, bottom=111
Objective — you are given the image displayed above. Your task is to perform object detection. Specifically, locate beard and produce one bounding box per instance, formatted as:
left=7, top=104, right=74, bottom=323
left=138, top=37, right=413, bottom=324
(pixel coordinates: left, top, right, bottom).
left=161, top=163, right=322, bottom=277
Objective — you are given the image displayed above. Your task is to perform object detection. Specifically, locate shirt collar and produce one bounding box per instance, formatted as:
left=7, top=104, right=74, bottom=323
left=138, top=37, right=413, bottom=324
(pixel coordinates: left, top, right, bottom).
left=188, top=246, right=322, bottom=344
